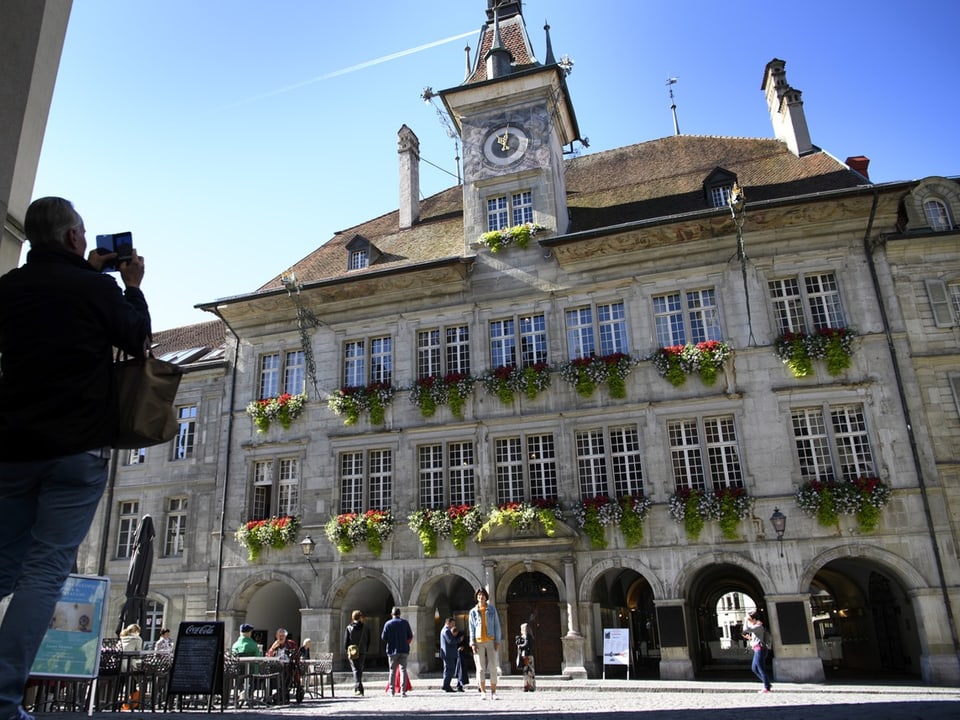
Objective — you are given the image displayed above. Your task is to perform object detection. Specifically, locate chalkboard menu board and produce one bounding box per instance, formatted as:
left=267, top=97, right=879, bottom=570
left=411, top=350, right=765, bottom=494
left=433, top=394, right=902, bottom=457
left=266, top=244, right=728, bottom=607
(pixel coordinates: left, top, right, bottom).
left=166, top=621, right=224, bottom=701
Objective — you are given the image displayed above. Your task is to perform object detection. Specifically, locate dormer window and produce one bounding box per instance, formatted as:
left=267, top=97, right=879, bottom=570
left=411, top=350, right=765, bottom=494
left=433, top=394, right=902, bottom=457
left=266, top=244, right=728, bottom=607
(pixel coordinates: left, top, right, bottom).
left=703, top=167, right=738, bottom=209
left=345, top=235, right=380, bottom=271
left=349, top=249, right=369, bottom=270
left=924, top=199, right=952, bottom=231
left=710, top=185, right=733, bottom=209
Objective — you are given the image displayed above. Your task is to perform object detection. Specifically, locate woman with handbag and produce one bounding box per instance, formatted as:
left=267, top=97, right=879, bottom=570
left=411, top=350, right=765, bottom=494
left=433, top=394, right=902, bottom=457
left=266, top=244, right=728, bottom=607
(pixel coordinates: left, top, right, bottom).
left=516, top=623, right=536, bottom=692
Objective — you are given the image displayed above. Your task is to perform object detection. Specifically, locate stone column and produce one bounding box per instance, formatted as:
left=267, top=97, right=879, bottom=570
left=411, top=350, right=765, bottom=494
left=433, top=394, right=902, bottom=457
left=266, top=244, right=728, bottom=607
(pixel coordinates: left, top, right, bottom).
left=765, top=593, right=824, bottom=683
left=560, top=556, right=587, bottom=678
left=910, top=587, right=960, bottom=686
left=655, top=598, right=694, bottom=680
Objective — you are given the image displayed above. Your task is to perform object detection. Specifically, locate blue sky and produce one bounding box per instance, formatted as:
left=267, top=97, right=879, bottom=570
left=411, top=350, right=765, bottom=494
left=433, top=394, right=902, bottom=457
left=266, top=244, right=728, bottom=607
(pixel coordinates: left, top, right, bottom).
left=32, top=0, right=960, bottom=331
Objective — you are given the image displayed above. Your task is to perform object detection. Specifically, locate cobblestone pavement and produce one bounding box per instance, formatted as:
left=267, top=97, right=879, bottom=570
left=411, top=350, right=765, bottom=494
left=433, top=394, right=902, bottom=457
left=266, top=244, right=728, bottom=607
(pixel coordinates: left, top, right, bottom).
left=39, top=677, right=960, bottom=720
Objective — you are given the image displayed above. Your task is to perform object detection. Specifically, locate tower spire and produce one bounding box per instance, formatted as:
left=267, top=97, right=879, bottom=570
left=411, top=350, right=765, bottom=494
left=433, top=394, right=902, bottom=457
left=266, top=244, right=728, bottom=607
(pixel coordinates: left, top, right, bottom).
left=544, top=20, right=556, bottom=65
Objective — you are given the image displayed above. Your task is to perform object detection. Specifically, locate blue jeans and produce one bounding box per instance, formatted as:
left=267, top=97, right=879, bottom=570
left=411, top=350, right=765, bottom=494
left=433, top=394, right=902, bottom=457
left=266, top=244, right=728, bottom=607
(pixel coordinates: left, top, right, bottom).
left=0, top=452, right=109, bottom=718
left=751, top=646, right=771, bottom=689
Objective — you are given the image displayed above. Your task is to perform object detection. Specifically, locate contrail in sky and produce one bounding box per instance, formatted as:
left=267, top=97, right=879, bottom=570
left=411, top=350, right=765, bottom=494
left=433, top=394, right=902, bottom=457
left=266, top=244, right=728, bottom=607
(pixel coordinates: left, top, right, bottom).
left=219, top=29, right=475, bottom=111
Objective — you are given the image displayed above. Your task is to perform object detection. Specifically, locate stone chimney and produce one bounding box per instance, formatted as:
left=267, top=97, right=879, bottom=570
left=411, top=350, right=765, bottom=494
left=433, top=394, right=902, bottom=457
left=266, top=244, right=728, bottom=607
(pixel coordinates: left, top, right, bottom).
left=398, top=124, right=420, bottom=229
left=762, top=59, right=814, bottom=156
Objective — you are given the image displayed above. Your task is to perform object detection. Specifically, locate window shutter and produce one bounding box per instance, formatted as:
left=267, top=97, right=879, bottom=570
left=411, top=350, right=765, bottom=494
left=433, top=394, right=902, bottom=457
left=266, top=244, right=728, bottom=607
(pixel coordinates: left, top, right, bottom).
left=925, top=279, right=954, bottom=327
left=950, top=375, right=960, bottom=419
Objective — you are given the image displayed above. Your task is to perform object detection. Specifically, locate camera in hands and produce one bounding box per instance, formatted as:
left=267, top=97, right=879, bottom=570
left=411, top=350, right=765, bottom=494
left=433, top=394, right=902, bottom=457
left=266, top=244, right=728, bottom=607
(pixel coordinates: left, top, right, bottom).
left=95, top=231, right=133, bottom=272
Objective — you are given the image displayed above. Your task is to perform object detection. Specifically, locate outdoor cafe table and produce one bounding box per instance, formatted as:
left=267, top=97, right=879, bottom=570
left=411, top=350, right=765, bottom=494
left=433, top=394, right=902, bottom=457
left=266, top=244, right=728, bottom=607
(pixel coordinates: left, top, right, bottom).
left=235, top=655, right=290, bottom=705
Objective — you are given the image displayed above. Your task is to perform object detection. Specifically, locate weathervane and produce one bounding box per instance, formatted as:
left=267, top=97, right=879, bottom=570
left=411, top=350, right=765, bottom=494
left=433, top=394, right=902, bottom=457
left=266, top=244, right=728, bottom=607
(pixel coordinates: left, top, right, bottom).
left=667, top=77, right=680, bottom=136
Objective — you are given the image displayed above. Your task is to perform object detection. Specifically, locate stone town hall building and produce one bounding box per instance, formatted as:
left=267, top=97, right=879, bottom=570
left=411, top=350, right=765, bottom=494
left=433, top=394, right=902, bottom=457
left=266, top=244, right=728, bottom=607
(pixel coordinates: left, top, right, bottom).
left=69, top=1, right=960, bottom=685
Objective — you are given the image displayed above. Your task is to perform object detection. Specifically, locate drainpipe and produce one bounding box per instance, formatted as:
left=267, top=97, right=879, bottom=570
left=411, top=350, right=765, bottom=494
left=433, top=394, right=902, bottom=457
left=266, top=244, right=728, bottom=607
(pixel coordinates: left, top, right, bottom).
left=97, top=452, right=120, bottom=575
left=211, top=309, right=241, bottom=621
left=862, top=187, right=960, bottom=664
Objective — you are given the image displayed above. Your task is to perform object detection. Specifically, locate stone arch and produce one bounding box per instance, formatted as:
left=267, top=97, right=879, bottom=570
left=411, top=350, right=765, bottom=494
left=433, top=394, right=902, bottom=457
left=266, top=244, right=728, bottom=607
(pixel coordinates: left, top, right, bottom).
left=902, top=176, right=960, bottom=230
left=324, top=566, right=400, bottom=608
left=229, top=568, right=309, bottom=611
left=578, top=557, right=665, bottom=603
left=410, top=562, right=482, bottom=607
left=800, top=543, right=930, bottom=594
left=673, top=551, right=776, bottom=598
left=496, top=560, right=565, bottom=606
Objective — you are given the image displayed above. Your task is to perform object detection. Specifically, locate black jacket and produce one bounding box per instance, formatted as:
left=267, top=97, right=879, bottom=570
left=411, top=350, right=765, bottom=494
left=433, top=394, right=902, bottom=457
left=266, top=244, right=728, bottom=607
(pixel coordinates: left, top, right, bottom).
left=0, top=246, right=150, bottom=460
left=345, top=621, right=369, bottom=655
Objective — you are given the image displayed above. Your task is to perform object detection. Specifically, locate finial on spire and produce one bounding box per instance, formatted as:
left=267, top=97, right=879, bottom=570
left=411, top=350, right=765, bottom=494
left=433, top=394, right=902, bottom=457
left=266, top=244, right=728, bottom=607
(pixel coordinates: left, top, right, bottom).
left=544, top=20, right=556, bottom=65
left=667, top=77, right=680, bottom=136
left=464, top=43, right=472, bottom=81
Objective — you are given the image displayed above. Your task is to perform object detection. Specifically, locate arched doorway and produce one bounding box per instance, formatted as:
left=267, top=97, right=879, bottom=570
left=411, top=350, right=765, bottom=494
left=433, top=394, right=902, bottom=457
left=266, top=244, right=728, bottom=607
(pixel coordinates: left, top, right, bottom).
left=244, top=580, right=303, bottom=648
left=506, top=572, right=561, bottom=675
left=337, top=576, right=396, bottom=670
left=686, top=563, right=765, bottom=677
left=589, top=568, right=659, bottom=677
left=810, top=561, right=920, bottom=680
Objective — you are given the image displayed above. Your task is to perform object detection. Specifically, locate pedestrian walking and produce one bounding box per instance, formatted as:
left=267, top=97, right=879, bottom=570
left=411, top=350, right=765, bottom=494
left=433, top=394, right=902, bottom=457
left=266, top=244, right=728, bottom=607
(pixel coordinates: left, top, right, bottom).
left=516, top=622, right=536, bottom=692
left=344, top=610, right=369, bottom=696
left=742, top=611, right=772, bottom=693
left=381, top=606, right=413, bottom=697
left=468, top=587, right=502, bottom=700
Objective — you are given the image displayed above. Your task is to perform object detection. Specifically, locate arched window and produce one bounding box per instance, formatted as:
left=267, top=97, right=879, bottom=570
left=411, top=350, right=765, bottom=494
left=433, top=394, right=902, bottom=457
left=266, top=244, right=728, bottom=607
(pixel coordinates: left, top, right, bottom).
left=924, top=198, right=952, bottom=231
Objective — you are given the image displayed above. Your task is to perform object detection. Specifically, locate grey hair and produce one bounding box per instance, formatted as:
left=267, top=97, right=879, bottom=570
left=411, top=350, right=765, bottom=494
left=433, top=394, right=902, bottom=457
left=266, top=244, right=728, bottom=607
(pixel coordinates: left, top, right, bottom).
left=24, top=196, right=81, bottom=250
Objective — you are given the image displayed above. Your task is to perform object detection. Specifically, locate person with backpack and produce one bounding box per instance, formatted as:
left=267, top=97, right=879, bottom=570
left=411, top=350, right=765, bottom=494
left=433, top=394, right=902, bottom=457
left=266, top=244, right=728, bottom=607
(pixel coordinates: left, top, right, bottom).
left=344, top=610, right=369, bottom=696
left=742, top=611, right=772, bottom=693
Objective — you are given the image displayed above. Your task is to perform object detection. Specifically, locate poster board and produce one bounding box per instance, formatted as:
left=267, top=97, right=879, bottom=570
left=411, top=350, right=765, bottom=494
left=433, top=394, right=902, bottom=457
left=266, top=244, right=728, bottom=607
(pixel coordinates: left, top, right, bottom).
left=602, top=627, right=630, bottom=679
left=30, top=574, right=110, bottom=679
left=166, top=621, right=224, bottom=709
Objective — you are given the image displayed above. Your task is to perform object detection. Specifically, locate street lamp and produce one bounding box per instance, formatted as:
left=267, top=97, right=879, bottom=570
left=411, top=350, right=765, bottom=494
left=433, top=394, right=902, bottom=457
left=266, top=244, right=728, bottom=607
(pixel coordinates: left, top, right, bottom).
left=770, top=508, right=786, bottom=558
left=300, top=535, right=319, bottom=576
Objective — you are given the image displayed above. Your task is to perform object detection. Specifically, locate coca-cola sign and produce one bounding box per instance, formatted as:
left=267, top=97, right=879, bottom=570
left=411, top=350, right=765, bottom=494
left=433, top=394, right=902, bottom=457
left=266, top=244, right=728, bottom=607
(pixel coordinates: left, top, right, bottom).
left=184, top=623, right=217, bottom=635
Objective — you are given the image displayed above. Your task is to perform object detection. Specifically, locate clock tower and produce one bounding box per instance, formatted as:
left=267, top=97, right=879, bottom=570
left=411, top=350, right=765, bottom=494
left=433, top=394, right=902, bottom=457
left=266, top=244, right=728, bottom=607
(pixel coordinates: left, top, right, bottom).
left=439, top=1, right=581, bottom=250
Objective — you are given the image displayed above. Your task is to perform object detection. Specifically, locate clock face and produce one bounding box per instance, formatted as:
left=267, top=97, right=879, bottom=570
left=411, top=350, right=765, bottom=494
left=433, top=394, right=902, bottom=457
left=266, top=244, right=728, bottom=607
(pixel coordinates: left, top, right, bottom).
left=483, top=125, right=529, bottom=166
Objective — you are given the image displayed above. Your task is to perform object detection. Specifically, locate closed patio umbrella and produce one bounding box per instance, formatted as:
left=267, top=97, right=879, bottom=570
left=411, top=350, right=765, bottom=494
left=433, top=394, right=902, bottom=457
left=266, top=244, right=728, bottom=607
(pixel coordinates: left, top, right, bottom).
left=116, top=515, right=155, bottom=636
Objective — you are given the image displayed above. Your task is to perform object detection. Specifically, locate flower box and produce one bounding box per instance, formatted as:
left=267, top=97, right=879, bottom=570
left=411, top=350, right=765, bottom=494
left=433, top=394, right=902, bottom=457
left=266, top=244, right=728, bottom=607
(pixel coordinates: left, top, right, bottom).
left=667, top=487, right=752, bottom=540
left=234, top=515, right=301, bottom=561
left=245, top=393, right=307, bottom=433
left=651, top=341, right=731, bottom=387
left=559, top=353, right=636, bottom=399
left=775, top=327, right=856, bottom=378
left=477, top=222, right=546, bottom=253
left=324, top=509, right=394, bottom=556
left=796, top=477, right=891, bottom=532
left=328, top=383, right=395, bottom=425
left=480, top=363, right=551, bottom=404
left=409, top=373, right=475, bottom=419
left=571, top=494, right=653, bottom=549
left=407, top=504, right=484, bottom=556
left=476, top=500, right=562, bottom=541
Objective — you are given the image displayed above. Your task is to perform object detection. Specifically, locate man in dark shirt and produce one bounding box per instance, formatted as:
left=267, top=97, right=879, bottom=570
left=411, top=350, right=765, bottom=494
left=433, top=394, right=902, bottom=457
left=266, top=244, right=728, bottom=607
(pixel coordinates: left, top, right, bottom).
left=381, top=606, right=413, bottom=697
left=0, top=197, right=150, bottom=720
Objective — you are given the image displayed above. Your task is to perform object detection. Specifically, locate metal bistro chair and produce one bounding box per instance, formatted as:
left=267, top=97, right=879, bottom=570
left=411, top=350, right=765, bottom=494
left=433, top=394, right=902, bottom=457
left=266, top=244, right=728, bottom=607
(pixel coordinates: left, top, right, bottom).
left=301, top=652, right=335, bottom=699
left=94, top=645, right=124, bottom=711
left=140, top=652, right=173, bottom=711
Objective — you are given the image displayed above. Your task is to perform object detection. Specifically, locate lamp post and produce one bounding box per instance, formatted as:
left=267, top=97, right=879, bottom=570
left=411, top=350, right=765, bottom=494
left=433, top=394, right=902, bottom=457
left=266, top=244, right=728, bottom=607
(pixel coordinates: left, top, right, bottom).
left=770, top=508, right=786, bottom=558
left=300, top=535, right=319, bottom=576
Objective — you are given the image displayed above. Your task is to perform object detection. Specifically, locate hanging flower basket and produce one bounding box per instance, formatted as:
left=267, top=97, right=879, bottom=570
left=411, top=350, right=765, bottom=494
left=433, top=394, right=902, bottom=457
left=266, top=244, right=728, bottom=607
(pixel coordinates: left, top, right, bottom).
left=234, top=515, right=301, bottom=562
left=323, top=509, right=394, bottom=556
left=559, top=353, right=636, bottom=399
left=775, top=328, right=856, bottom=378
left=407, top=504, right=484, bottom=556
left=650, top=341, right=731, bottom=387
left=476, top=501, right=561, bottom=541
left=796, top=477, right=891, bottom=532
left=328, top=382, right=395, bottom=425
left=245, top=393, right=307, bottom=432
left=478, top=222, right=546, bottom=253
left=715, top=487, right=753, bottom=540
left=618, top=494, right=654, bottom=546
left=480, top=363, right=552, bottom=404
left=410, top=373, right=476, bottom=419
left=570, top=495, right=623, bottom=549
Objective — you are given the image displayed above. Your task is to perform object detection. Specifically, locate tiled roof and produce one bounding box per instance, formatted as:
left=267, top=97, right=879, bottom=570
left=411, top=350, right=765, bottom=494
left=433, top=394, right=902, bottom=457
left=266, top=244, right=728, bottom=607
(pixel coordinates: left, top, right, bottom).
left=465, top=13, right=539, bottom=84
left=152, top=320, right=226, bottom=364
left=260, top=135, right=865, bottom=291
